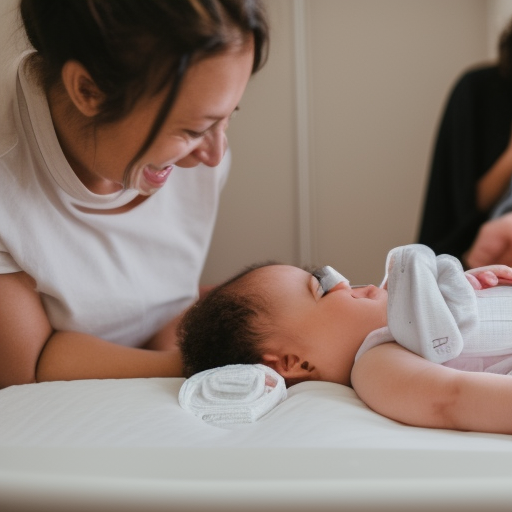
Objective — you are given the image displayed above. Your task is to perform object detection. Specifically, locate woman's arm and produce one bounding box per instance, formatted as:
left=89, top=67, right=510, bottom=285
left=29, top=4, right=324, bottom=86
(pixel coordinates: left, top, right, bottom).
left=0, top=272, right=182, bottom=389
left=477, top=129, right=512, bottom=212
left=351, top=342, right=512, bottom=434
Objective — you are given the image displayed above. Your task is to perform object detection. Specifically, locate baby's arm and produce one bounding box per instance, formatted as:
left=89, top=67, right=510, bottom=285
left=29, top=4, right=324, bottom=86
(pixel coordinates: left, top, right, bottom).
left=465, top=264, right=512, bottom=289
left=351, top=342, right=512, bottom=434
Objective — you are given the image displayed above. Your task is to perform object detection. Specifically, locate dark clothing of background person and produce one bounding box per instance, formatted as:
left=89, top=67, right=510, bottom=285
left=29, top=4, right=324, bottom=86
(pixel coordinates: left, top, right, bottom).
left=418, top=65, right=512, bottom=263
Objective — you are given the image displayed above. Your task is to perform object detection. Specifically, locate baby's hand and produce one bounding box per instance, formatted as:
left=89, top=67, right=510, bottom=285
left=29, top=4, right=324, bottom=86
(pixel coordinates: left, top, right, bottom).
left=465, top=265, right=512, bottom=290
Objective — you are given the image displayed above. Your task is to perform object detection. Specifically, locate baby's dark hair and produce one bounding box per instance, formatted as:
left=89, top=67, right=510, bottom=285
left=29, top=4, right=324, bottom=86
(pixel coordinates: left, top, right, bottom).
left=178, top=262, right=279, bottom=378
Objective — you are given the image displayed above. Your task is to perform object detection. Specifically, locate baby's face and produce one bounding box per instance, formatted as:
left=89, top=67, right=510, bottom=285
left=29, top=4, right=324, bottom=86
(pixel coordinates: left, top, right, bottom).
left=252, top=265, right=388, bottom=385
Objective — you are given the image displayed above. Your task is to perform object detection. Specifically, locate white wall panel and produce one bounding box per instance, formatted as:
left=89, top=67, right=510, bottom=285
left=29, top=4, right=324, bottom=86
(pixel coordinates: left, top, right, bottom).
left=204, top=0, right=493, bottom=286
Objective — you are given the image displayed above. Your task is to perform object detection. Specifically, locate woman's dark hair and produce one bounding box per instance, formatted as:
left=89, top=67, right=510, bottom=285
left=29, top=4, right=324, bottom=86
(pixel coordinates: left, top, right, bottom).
left=20, top=0, right=269, bottom=174
left=178, top=262, right=278, bottom=378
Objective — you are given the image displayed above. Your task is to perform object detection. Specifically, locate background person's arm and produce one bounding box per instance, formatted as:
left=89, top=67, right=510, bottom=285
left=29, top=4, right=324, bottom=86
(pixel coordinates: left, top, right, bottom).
left=0, top=272, right=181, bottom=389
left=476, top=129, right=512, bottom=212
left=351, top=342, right=512, bottom=435
left=464, top=212, right=512, bottom=268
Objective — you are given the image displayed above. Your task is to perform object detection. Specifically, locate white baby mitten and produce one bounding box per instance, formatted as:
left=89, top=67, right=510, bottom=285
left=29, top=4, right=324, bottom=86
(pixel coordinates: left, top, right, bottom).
left=386, top=244, right=478, bottom=364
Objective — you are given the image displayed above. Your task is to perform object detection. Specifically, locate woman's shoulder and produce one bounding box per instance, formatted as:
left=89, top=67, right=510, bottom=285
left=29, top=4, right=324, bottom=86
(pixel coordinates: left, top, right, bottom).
left=0, top=97, right=18, bottom=159
left=0, top=52, right=30, bottom=157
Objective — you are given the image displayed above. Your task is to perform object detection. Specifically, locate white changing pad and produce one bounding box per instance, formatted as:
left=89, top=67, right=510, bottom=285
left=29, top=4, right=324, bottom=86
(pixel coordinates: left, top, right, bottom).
left=1, top=378, right=512, bottom=511
left=0, top=377, right=509, bottom=448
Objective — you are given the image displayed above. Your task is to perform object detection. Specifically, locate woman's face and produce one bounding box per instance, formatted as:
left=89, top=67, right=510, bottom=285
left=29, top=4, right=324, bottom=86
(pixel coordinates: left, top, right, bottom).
left=86, top=41, right=255, bottom=195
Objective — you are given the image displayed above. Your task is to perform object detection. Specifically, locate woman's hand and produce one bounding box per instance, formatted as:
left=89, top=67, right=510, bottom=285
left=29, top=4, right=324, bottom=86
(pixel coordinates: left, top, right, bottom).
left=464, top=212, right=512, bottom=269
left=144, top=284, right=218, bottom=351
left=465, top=264, right=512, bottom=290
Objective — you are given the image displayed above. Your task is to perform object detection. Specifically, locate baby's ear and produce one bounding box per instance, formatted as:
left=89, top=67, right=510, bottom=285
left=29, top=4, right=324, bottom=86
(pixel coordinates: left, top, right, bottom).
left=261, top=353, right=311, bottom=380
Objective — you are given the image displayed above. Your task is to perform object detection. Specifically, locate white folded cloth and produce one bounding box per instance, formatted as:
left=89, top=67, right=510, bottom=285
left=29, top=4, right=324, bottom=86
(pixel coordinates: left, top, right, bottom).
left=356, top=244, right=512, bottom=371
left=385, top=244, right=478, bottom=363
left=178, top=364, right=287, bottom=428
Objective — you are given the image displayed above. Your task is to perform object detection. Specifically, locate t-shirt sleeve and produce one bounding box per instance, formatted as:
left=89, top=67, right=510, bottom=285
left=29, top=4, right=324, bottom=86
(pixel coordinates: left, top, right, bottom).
left=0, top=239, right=22, bottom=273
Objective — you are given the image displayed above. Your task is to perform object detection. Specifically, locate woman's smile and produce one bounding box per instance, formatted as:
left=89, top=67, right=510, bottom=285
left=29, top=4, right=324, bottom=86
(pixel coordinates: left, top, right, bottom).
left=127, top=164, right=174, bottom=196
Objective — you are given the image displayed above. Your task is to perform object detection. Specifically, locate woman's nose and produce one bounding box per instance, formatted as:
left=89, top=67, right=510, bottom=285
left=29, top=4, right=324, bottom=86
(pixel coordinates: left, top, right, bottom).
left=194, top=129, right=227, bottom=167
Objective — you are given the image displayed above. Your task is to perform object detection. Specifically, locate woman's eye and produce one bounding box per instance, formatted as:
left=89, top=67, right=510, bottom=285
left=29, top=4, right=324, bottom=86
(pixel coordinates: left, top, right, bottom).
left=185, top=129, right=207, bottom=139
left=310, top=275, right=325, bottom=300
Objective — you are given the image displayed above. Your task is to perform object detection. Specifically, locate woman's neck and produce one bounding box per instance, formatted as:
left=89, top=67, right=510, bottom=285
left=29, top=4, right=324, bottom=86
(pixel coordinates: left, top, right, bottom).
left=47, top=87, right=123, bottom=195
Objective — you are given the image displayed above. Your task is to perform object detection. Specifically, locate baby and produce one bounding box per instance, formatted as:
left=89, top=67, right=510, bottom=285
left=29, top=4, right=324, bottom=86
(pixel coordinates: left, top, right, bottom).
left=178, top=244, right=512, bottom=434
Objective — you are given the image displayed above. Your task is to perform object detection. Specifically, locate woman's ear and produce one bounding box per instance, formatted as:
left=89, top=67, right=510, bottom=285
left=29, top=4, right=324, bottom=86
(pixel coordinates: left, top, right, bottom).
left=61, top=60, right=105, bottom=117
left=261, top=353, right=313, bottom=381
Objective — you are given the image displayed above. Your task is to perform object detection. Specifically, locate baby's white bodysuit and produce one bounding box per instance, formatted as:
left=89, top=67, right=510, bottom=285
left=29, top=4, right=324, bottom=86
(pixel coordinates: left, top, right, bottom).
left=355, top=244, right=512, bottom=375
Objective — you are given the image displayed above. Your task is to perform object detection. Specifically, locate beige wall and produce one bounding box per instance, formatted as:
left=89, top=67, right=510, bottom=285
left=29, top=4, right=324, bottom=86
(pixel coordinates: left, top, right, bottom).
left=203, top=0, right=511, bottom=286
left=203, top=0, right=300, bottom=281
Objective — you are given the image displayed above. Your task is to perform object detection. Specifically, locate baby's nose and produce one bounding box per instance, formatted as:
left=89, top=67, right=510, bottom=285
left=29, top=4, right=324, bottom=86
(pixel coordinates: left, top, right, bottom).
left=327, top=281, right=351, bottom=293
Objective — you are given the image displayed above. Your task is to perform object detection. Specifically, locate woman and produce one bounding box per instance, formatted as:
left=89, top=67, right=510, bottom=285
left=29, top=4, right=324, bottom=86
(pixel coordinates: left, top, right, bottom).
left=0, top=0, right=269, bottom=388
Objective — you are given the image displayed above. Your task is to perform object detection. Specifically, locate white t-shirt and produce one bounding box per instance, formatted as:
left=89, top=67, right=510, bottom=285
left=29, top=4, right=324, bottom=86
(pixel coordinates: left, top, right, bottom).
left=0, top=53, right=229, bottom=347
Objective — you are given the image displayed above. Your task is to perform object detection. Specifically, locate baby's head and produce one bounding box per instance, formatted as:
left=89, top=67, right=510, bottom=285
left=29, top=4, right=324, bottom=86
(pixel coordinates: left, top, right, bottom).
left=178, top=263, right=388, bottom=386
